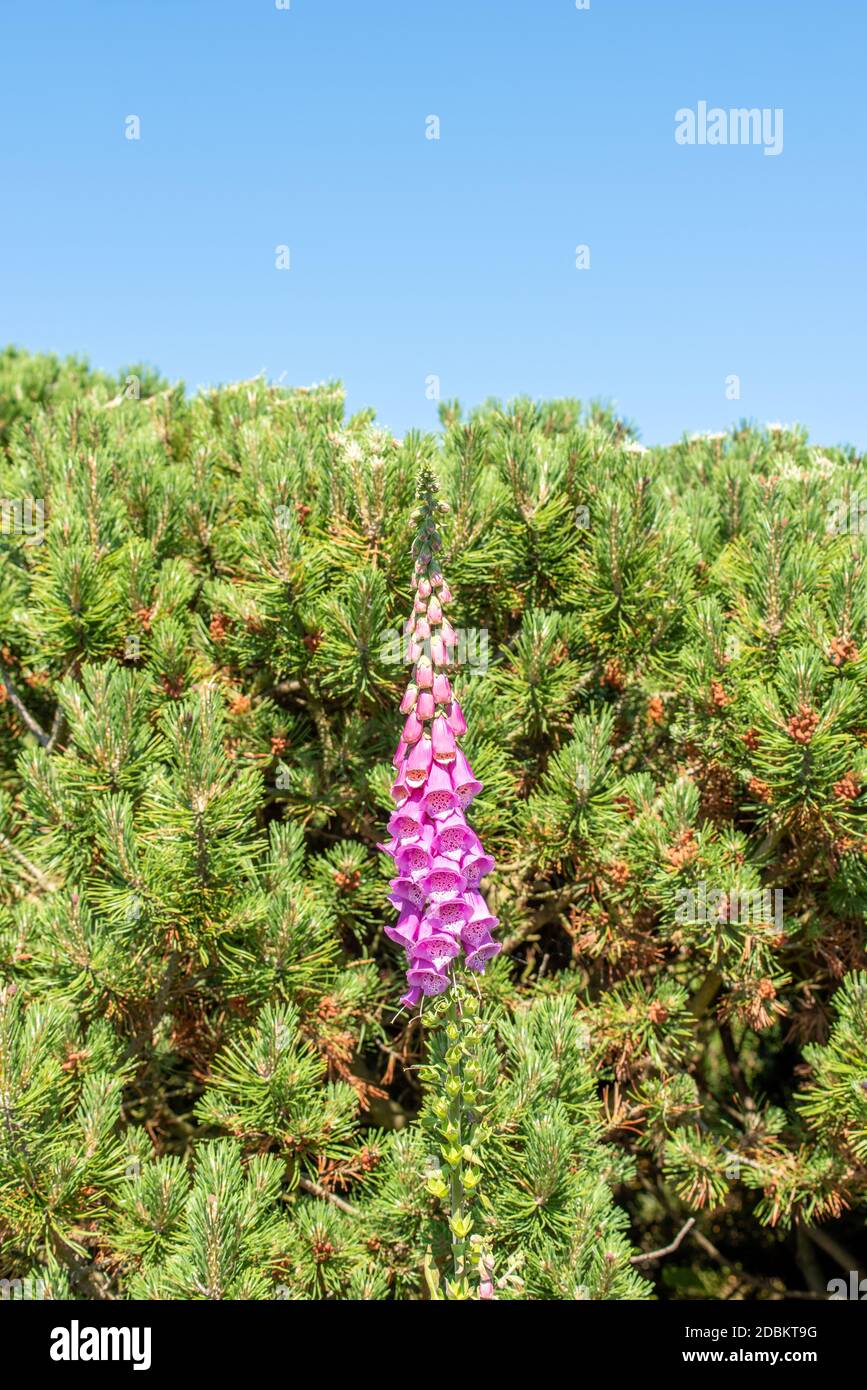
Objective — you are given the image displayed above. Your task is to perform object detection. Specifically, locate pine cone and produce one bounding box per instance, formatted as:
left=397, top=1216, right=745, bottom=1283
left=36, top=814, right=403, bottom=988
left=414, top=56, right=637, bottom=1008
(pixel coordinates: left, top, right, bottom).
left=134, top=604, right=155, bottom=631
left=698, top=762, right=736, bottom=821
left=665, top=828, right=698, bottom=868
left=605, top=859, right=631, bottom=888
left=833, top=772, right=860, bottom=801
left=602, top=657, right=625, bottom=691
left=829, top=635, right=858, bottom=666
left=647, top=695, right=665, bottom=725
left=786, top=703, right=819, bottom=744
left=747, top=777, right=773, bottom=803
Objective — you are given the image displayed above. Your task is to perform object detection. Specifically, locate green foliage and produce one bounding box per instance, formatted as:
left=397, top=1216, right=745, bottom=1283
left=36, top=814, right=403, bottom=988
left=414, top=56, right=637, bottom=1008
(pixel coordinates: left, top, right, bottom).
left=1, top=351, right=866, bottom=1300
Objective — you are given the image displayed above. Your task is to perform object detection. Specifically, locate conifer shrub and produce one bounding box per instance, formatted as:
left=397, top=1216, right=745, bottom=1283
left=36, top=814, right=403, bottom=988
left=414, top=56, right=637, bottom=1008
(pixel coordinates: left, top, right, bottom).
left=1, top=354, right=865, bottom=1299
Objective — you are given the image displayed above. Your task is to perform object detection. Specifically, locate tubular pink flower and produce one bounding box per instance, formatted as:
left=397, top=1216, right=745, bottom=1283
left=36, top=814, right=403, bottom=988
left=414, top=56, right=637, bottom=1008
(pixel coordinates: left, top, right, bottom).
left=462, top=916, right=500, bottom=952
left=447, top=698, right=466, bottom=736
left=412, top=931, right=461, bottom=963
left=417, top=690, right=435, bottom=721
left=461, top=846, right=495, bottom=887
left=430, top=633, right=446, bottom=667
left=431, top=713, right=456, bottom=764
left=384, top=908, right=423, bottom=948
left=415, top=655, right=433, bottom=690
left=399, top=683, right=418, bottom=715
left=388, top=794, right=424, bottom=839
left=451, top=747, right=483, bottom=806
left=419, top=761, right=459, bottom=819
left=390, top=763, right=409, bottom=805
left=403, top=709, right=424, bottom=745
left=466, top=940, right=502, bottom=972
left=432, top=671, right=451, bottom=704
left=406, top=963, right=450, bottom=996
left=433, top=811, right=475, bottom=858
left=392, top=737, right=407, bottom=769
left=461, top=892, right=499, bottom=948
left=427, top=594, right=443, bottom=624
left=405, top=736, right=433, bottom=786
left=421, top=855, right=467, bottom=901
left=395, top=824, right=435, bottom=879
left=427, top=898, right=473, bottom=935
left=388, top=877, right=426, bottom=912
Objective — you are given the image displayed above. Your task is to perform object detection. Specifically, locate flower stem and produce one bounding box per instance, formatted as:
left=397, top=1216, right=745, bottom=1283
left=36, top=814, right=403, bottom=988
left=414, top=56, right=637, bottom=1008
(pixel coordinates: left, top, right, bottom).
left=444, top=989, right=468, bottom=1289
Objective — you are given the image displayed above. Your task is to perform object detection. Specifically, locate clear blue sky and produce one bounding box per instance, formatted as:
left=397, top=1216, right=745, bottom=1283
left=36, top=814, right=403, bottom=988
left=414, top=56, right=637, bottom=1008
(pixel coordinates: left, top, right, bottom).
left=2, top=0, right=865, bottom=446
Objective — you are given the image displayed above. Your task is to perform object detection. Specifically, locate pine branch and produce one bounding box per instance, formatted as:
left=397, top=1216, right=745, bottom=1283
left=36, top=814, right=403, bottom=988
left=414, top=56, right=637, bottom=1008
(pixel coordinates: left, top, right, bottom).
left=297, top=1176, right=360, bottom=1217
left=0, top=664, right=51, bottom=747
left=0, top=831, right=59, bottom=892
left=631, top=1218, right=696, bottom=1265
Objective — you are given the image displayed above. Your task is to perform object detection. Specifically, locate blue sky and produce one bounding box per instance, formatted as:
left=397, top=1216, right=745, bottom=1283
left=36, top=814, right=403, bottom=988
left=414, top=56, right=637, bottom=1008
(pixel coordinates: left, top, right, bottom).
left=1, top=0, right=864, bottom=446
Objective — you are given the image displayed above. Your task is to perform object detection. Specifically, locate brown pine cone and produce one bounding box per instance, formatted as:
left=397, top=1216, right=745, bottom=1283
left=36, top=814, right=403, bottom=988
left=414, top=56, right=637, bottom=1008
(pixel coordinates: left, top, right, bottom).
left=647, top=695, right=665, bottom=724
left=833, top=772, right=860, bottom=801
left=829, top=635, right=858, bottom=666
left=602, top=657, right=625, bottom=690
left=747, top=777, right=772, bottom=803
left=699, top=763, right=736, bottom=821
left=786, top=703, right=819, bottom=744
left=605, top=859, right=631, bottom=888
left=665, top=828, right=698, bottom=869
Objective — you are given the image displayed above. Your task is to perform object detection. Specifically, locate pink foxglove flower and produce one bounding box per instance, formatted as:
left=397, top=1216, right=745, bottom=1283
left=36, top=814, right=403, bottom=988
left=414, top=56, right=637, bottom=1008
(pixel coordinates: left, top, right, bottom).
left=432, top=671, right=451, bottom=705
left=383, top=475, right=500, bottom=1008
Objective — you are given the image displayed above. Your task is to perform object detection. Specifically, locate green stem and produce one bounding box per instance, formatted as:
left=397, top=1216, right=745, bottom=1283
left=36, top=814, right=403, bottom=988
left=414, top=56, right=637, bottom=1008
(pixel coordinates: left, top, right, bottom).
left=444, top=990, right=467, bottom=1289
